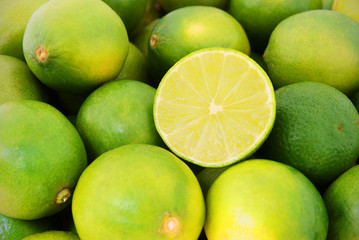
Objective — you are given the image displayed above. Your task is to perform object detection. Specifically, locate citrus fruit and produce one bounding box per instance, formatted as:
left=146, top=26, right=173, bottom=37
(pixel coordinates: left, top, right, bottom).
left=23, top=231, right=79, bottom=240
left=132, top=18, right=159, bottom=58
left=263, top=10, right=359, bottom=96
left=259, top=82, right=359, bottom=187
left=0, top=213, right=59, bottom=240
left=0, top=55, right=49, bottom=105
left=154, top=48, right=275, bottom=167
left=332, top=0, right=359, bottom=22
left=148, top=6, right=250, bottom=80
left=323, top=165, right=359, bottom=239
left=205, top=159, right=328, bottom=239
left=323, top=0, right=334, bottom=9
left=114, top=43, right=150, bottom=84
left=23, top=0, right=129, bottom=94
left=158, top=0, right=229, bottom=12
left=76, top=80, right=164, bottom=161
left=72, top=144, right=205, bottom=240
left=101, top=0, right=148, bottom=35
left=229, top=0, right=322, bottom=51
left=0, top=100, right=87, bottom=220
left=0, top=0, right=49, bottom=60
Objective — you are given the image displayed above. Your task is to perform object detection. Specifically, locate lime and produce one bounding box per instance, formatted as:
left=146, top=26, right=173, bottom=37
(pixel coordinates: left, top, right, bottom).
left=229, top=0, right=322, bottom=51
left=114, top=43, right=150, bottom=84
left=76, top=80, right=164, bottom=161
left=158, top=0, right=229, bottom=12
left=72, top=144, right=205, bottom=240
left=132, top=18, right=159, bottom=58
left=23, top=231, right=79, bottom=240
left=154, top=48, right=275, bottom=167
left=0, top=55, right=49, bottom=105
left=0, top=0, right=49, bottom=60
left=263, top=10, right=359, bottom=96
left=205, top=159, right=328, bottom=239
left=259, top=82, right=359, bottom=187
left=0, top=213, right=59, bottom=240
left=323, top=0, right=334, bottom=9
left=332, top=0, right=359, bottom=22
left=101, top=0, right=148, bottom=35
left=148, top=6, right=250, bottom=80
left=0, top=100, right=87, bottom=220
left=23, top=0, right=129, bottom=94
left=323, top=165, right=359, bottom=239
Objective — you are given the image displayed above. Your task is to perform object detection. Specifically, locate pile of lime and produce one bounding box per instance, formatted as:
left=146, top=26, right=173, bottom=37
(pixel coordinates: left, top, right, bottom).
left=1, top=0, right=359, bottom=239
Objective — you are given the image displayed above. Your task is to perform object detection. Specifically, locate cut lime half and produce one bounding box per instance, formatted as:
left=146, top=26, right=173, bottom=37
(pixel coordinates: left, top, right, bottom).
left=154, top=48, right=275, bottom=167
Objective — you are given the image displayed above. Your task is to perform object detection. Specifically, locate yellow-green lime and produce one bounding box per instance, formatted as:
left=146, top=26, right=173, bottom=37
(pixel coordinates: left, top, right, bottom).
left=0, top=100, right=87, bottom=220
left=114, top=43, right=150, bottom=84
left=0, top=55, right=49, bottom=105
left=154, top=48, right=275, bottom=167
left=259, top=82, right=359, bottom=187
left=0, top=213, right=59, bottom=240
left=76, top=80, right=164, bottom=161
left=148, top=6, right=250, bottom=80
left=158, top=0, right=229, bottom=12
left=23, top=0, right=129, bottom=94
left=205, top=159, right=328, bottom=239
left=332, top=0, right=359, bottom=22
left=229, top=0, right=322, bottom=51
left=323, top=165, right=359, bottom=239
left=264, top=10, right=359, bottom=96
left=23, top=231, right=79, bottom=240
left=72, top=144, right=205, bottom=240
left=101, top=0, right=149, bottom=35
left=0, top=0, right=49, bottom=60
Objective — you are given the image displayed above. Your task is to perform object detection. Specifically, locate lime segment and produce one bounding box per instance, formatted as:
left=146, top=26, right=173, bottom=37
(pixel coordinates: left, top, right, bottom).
left=154, top=48, right=275, bottom=167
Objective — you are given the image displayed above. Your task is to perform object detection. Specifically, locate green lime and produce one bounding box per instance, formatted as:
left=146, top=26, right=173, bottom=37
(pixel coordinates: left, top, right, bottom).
left=0, top=100, right=87, bottom=220
left=0, top=0, right=49, bottom=60
left=23, top=231, right=79, bottom=240
left=0, top=213, right=59, bottom=240
left=102, top=0, right=149, bottom=35
left=0, top=55, right=49, bottom=105
left=259, top=82, right=359, bottom=187
left=263, top=10, right=359, bottom=96
left=76, top=80, right=164, bottom=161
left=148, top=6, right=250, bottom=80
left=158, top=0, right=229, bottom=12
left=323, top=0, right=334, bottom=9
left=205, top=159, right=328, bottom=239
left=154, top=48, right=275, bottom=167
left=323, top=165, right=359, bottom=239
left=72, top=144, right=205, bottom=240
left=23, top=0, right=129, bottom=94
left=132, top=18, right=159, bottom=58
left=229, top=0, right=322, bottom=51
left=114, top=43, right=150, bottom=84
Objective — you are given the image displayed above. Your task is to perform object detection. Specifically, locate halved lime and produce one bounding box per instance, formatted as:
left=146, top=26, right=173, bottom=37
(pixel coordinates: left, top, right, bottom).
left=154, top=48, right=276, bottom=167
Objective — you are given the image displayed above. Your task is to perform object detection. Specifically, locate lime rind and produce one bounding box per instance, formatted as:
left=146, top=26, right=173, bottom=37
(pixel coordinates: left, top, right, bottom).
left=154, top=48, right=275, bottom=167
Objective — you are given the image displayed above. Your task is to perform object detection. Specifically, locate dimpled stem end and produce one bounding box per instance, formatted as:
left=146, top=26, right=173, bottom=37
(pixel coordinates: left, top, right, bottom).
left=150, top=34, right=158, bottom=48
left=159, top=212, right=181, bottom=237
left=35, top=46, right=48, bottom=62
left=55, top=188, right=71, bottom=204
